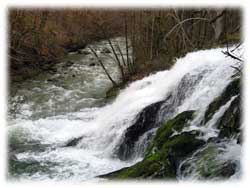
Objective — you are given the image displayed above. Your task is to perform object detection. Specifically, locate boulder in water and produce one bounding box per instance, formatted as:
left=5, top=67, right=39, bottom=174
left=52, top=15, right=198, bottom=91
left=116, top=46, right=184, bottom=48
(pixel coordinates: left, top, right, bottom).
left=89, top=63, right=96, bottom=67
left=64, top=136, right=83, bottom=147
left=101, top=111, right=205, bottom=179
left=101, top=47, right=111, bottom=54
left=78, top=49, right=91, bottom=55
left=62, top=61, right=74, bottom=69
left=178, top=141, right=239, bottom=180
left=204, top=78, right=240, bottom=124
left=218, top=95, right=241, bottom=139
left=115, top=101, right=164, bottom=160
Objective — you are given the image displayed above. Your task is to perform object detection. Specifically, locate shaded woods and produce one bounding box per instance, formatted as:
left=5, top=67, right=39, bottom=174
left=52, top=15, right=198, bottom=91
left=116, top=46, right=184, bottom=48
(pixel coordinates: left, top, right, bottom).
left=9, top=8, right=241, bottom=84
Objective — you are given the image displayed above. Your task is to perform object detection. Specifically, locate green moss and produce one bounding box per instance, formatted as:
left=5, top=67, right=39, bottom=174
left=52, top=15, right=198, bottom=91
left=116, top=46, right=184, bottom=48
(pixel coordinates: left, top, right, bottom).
left=105, top=159, right=161, bottom=179
left=145, top=153, right=160, bottom=161
left=203, top=77, right=241, bottom=140
left=180, top=142, right=237, bottom=179
left=161, top=131, right=204, bottom=159
left=204, top=78, right=240, bottom=123
left=218, top=95, right=241, bottom=139
left=102, top=110, right=205, bottom=180
left=147, top=110, right=195, bottom=154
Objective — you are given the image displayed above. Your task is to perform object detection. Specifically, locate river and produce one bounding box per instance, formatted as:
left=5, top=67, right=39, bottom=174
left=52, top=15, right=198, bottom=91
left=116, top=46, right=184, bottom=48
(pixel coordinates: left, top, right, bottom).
left=8, top=39, right=242, bottom=181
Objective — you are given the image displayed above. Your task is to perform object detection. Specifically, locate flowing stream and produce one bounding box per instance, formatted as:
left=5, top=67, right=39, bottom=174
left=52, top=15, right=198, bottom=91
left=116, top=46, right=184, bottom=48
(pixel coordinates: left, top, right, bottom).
left=8, top=39, right=242, bottom=181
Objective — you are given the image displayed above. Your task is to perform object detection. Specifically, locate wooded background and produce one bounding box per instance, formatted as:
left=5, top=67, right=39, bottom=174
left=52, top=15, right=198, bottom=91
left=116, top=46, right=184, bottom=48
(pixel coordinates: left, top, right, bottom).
left=9, top=8, right=241, bottom=83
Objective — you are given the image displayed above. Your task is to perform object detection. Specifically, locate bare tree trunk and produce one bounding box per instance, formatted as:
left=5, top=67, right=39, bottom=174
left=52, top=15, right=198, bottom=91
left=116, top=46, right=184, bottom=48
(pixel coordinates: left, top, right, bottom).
left=97, top=24, right=125, bottom=82
left=124, top=14, right=133, bottom=73
left=131, top=11, right=136, bottom=68
left=106, top=37, right=125, bottom=81
left=150, top=12, right=155, bottom=63
left=115, top=42, right=127, bottom=67
left=89, top=46, right=118, bottom=87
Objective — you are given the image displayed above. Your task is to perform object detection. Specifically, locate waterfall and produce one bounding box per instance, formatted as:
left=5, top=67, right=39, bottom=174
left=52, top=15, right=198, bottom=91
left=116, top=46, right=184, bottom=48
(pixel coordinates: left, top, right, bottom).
left=8, top=45, right=241, bottom=181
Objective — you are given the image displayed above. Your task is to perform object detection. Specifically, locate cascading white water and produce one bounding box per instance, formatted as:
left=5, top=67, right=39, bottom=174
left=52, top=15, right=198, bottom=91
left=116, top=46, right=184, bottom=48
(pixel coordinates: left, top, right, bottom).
left=8, top=45, right=241, bottom=181
left=177, top=139, right=241, bottom=180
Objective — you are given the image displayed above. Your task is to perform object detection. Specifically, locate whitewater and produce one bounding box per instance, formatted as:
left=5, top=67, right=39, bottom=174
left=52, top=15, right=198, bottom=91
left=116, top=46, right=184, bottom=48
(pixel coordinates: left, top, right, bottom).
left=8, top=41, right=242, bottom=181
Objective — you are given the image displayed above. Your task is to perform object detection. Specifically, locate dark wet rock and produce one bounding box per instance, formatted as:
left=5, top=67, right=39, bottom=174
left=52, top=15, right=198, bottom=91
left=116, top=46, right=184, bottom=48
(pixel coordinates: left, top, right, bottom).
left=101, top=74, right=242, bottom=180
left=89, top=63, right=96, bottom=66
left=47, top=78, right=60, bottom=83
left=219, top=162, right=237, bottom=178
left=207, top=137, right=222, bottom=144
left=218, top=95, right=241, bottom=139
left=102, top=111, right=205, bottom=179
left=102, top=131, right=204, bottom=179
left=9, top=152, right=17, bottom=161
left=40, top=63, right=57, bottom=71
left=72, top=74, right=76, bottom=78
left=64, top=42, right=87, bottom=53
left=115, top=101, right=165, bottom=160
left=63, top=61, right=74, bottom=68
left=64, top=136, right=83, bottom=147
left=157, top=70, right=207, bottom=124
left=80, top=49, right=92, bottom=55
left=237, top=132, right=243, bottom=144
left=202, top=76, right=241, bottom=141
left=101, top=47, right=111, bottom=54
left=48, top=68, right=57, bottom=74
left=77, top=49, right=83, bottom=54
left=77, top=49, right=91, bottom=55
left=204, top=78, right=240, bottom=124
left=179, top=141, right=238, bottom=180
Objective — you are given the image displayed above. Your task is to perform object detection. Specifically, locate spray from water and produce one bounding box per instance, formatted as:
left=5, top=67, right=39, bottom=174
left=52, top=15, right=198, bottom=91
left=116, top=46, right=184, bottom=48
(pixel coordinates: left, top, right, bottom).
left=8, top=45, right=241, bottom=181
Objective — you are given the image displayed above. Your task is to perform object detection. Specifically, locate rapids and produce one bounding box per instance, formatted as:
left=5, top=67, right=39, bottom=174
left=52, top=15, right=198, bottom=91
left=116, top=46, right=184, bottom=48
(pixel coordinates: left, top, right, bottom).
left=8, top=40, right=242, bottom=181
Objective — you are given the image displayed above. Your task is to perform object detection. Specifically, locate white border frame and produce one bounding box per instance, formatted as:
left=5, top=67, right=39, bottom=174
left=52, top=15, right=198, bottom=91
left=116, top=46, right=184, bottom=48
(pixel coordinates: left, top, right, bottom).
left=0, top=1, right=248, bottom=188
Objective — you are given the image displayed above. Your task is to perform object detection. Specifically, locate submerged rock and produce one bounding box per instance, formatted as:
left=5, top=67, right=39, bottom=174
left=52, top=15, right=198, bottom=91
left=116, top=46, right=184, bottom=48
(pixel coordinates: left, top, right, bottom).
left=101, top=47, right=111, bottom=54
left=63, top=61, right=74, bottom=68
left=178, top=141, right=238, bottom=180
left=9, top=159, right=55, bottom=177
left=65, top=43, right=87, bottom=53
left=89, top=63, right=96, bottom=66
left=78, top=49, right=91, bottom=55
left=64, top=136, right=84, bottom=147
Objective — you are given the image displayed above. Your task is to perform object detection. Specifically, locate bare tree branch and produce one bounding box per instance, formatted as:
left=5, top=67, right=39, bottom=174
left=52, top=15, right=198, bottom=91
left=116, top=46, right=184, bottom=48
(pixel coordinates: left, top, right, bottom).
left=163, top=17, right=210, bottom=42
left=221, top=50, right=244, bottom=62
left=88, top=46, right=118, bottom=87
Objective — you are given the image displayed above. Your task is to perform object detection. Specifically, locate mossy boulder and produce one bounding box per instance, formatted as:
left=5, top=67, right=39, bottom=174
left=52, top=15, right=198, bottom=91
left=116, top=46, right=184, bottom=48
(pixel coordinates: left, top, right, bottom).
left=218, top=95, right=241, bottom=140
left=100, top=155, right=173, bottom=179
left=147, top=110, right=196, bottom=152
left=101, top=111, right=205, bottom=179
left=203, top=76, right=241, bottom=142
left=204, top=78, right=240, bottom=124
left=179, top=142, right=238, bottom=180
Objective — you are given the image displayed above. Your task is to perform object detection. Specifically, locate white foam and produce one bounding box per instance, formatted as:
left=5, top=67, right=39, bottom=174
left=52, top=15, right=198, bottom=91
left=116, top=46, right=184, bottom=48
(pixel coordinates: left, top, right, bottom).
left=9, top=46, right=242, bottom=181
